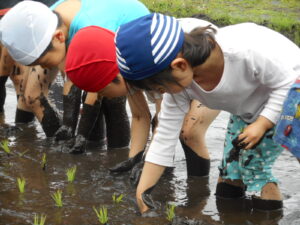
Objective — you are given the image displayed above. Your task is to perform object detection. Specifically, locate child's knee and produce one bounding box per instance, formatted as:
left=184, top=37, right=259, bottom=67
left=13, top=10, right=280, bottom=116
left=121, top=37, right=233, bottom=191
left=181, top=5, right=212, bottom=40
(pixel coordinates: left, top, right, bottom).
left=261, top=182, right=282, bottom=200
left=23, top=91, right=42, bottom=111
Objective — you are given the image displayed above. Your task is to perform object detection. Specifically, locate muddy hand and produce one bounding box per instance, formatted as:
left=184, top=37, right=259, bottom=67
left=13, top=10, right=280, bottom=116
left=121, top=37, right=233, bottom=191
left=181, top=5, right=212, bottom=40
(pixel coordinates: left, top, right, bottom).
left=141, top=185, right=158, bottom=210
left=232, top=136, right=247, bottom=150
left=109, top=150, right=144, bottom=173
left=130, top=160, right=144, bottom=186
left=68, top=134, right=87, bottom=154
left=54, top=125, right=73, bottom=141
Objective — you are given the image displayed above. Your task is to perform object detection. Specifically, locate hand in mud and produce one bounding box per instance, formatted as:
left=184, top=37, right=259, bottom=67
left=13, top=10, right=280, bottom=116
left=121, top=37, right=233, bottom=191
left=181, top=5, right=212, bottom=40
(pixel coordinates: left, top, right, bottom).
left=141, top=186, right=157, bottom=210
left=232, top=136, right=247, bottom=150
left=68, top=134, right=87, bottom=154
left=109, top=150, right=144, bottom=173
left=54, top=125, right=73, bottom=141
left=136, top=185, right=160, bottom=214
left=130, top=160, right=144, bottom=186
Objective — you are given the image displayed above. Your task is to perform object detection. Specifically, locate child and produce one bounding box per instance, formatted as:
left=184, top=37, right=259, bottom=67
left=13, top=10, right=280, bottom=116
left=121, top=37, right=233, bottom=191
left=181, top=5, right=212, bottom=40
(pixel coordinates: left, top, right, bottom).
left=0, top=0, right=149, bottom=151
left=273, top=78, right=300, bottom=163
left=114, top=13, right=300, bottom=213
left=64, top=19, right=219, bottom=175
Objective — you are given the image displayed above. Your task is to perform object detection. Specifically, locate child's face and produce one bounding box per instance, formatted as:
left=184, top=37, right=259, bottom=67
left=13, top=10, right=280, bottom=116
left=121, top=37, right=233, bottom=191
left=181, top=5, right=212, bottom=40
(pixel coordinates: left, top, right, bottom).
left=152, top=58, right=194, bottom=94
left=97, top=74, right=128, bottom=99
left=32, top=31, right=66, bottom=69
left=35, top=42, right=66, bottom=69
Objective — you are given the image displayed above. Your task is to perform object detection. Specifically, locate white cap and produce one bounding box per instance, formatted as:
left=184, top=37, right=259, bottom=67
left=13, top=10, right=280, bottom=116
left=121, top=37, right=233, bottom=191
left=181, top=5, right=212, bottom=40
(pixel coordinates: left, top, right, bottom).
left=0, top=1, right=58, bottom=65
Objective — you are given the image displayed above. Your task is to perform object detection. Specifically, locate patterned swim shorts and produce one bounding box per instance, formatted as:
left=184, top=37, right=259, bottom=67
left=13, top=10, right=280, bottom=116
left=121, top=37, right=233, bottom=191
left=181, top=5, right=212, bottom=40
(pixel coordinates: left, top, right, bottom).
left=219, top=115, right=283, bottom=192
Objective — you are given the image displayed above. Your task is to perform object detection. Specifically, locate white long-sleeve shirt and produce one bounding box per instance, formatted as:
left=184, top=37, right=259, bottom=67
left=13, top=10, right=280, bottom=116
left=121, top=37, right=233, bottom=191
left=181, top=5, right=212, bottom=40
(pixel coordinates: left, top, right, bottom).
left=146, top=22, right=300, bottom=167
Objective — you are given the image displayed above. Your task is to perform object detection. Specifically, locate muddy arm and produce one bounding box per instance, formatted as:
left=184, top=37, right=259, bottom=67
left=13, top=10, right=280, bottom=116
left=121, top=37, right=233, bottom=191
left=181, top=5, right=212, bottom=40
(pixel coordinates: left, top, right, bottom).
left=128, top=91, right=151, bottom=157
left=109, top=91, right=150, bottom=172
left=67, top=92, right=101, bottom=154
left=55, top=79, right=82, bottom=140
left=136, top=162, right=165, bottom=213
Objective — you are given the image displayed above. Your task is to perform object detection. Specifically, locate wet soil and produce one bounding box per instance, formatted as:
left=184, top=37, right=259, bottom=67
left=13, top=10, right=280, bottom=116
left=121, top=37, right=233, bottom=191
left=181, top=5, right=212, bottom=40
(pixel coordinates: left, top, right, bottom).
left=1, top=78, right=300, bottom=225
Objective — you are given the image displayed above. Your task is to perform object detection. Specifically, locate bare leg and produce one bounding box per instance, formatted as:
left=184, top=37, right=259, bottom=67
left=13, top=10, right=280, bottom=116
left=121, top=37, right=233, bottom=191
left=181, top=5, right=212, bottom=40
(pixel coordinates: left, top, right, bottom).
left=261, top=182, right=282, bottom=200
left=23, top=66, right=61, bottom=136
left=180, top=100, right=220, bottom=176
left=9, top=63, right=36, bottom=123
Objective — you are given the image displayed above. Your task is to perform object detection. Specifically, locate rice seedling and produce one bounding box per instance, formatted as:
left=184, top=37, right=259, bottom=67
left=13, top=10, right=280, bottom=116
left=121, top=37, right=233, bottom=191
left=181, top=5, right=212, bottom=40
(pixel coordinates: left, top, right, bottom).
left=166, top=203, right=176, bottom=222
left=18, top=149, right=29, bottom=157
left=112, top=193, right=124, bottom=204
left=33, top=213, right=47, bottom=225
left=0, top=139, right=11, bottom=155
left=17, top=177, right=26, bottom=193
left=51, top=190, right=63, bottom=207
left=93, top=206, right=108, bottom=224
left=66, top=165, right=77, bottom=183
left=41, top=153, right=47, bottom=170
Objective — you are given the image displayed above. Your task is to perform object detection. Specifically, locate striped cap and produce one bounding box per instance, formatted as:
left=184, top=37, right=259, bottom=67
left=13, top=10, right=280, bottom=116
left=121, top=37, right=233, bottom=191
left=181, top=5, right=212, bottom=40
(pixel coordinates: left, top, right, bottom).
left=115, top=13, right=184, bottom=80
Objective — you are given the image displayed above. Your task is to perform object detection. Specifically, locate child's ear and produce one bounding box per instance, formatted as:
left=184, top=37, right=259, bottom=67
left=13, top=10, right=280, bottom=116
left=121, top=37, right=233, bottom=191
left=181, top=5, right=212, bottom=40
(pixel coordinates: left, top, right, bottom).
left=170, top=57, right=189, bottom=72
left=53, top=30, right=66, bottom=43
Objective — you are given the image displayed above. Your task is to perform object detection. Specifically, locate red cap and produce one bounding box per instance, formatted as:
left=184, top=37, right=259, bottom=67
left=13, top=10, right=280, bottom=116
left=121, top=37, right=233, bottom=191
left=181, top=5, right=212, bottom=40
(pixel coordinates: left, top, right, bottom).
left=66, top=26, right=119, bottom=92
left=0, top=8, right=10, bottom=17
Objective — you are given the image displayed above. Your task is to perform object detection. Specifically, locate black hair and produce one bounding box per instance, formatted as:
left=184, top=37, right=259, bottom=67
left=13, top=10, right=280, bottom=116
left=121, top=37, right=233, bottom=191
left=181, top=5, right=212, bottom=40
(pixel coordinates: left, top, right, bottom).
left=125, top=25, right=217, bottom=92
left=35, top=11, right=63, bottom=59
left=111, top=75, right=121, bottom=84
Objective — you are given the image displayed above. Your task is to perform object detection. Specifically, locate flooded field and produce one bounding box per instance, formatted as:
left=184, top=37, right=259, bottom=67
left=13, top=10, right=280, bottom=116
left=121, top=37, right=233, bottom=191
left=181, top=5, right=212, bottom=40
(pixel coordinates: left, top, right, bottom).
left=1, top=78, right=300, bottom=225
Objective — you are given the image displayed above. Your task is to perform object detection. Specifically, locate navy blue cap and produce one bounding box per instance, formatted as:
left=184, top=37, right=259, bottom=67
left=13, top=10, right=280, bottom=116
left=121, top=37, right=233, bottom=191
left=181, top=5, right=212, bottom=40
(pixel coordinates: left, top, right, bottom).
left=115, top=13, right=184, bottom=80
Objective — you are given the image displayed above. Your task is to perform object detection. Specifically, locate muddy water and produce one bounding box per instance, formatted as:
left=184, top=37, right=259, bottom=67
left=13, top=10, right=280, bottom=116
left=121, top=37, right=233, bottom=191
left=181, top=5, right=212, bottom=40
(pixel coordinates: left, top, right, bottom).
left=1, top=78, right=300, bottom=225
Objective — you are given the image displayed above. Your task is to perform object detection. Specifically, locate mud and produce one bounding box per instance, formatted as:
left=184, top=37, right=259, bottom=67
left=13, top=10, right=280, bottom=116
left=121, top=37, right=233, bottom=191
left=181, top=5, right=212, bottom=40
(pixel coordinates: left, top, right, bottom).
left=0, top=78, right=300, bottom=225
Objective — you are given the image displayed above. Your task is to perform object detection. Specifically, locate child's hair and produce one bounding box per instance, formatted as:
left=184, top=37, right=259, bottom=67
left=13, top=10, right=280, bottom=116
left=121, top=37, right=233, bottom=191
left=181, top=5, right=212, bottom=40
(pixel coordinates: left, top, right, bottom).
left=111, top=75, right=121, bottom=84
left=125, top=25, right=217, bottom=91
left=36, top=11, right=63, bottom=59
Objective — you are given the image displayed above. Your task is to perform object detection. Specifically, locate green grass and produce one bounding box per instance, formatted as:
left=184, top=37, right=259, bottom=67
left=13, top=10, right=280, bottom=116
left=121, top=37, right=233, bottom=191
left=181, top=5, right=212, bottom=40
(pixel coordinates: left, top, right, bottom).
left=0, top=139, right=11, bottom=155
left=112, top=193, right=124, bottom=204
left=93, top=206, right=108, bottom=224
left=33, top=214, right=47, bottom=225
left=165, top=203, right=176, bottom=222
left=17, top=177, right=26, bottom=193
left=51, top=190, right=63, bottom=208
left=140, top=0, right=300, bottom=45
left=66, top=165, right=77, bottom=183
